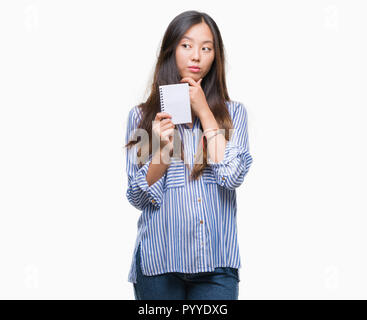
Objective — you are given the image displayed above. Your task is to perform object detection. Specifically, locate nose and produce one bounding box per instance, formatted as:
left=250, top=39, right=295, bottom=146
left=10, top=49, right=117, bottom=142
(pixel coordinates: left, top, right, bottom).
left=191, top=47, right=201, bottom=61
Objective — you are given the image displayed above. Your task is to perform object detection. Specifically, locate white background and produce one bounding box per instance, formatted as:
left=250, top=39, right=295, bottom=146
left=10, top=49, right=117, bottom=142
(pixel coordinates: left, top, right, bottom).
left=0, top=0, right=366, bottom=299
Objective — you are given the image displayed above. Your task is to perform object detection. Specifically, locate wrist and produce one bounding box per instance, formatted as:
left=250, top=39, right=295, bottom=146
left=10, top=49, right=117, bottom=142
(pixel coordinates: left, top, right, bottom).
left=203, top=128, right=219, bottom=138
left=206, top=130, right=222, bottom=143
left=197, top=105, right=212, bottom=120
left=158, top=147, right=172, bottom=165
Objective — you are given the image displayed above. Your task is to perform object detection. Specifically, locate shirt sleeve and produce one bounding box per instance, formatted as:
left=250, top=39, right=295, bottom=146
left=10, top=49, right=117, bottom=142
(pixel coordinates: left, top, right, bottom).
left=207, top=102, right=253, bottom=190
left=125, top=106, right=166, bottom=210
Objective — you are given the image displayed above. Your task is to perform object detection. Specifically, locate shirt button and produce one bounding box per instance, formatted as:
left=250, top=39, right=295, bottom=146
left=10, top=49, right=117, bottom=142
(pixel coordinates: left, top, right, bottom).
left=222, top=177, right=226, bottom=180
left=200, top=220, right=203, bottom=224
left=151, top=199, right=156, bottom=203
left=198, top=198, right=201, bottom=202
left=192, top=132, right=195, bottom=136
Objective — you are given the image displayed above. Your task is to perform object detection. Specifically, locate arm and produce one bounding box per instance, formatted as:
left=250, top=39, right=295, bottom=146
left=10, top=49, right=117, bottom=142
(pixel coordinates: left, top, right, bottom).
left=201, top=102, right=253, bottom=190
left=125, top=107, right=168, bottom=210
left=146, top=149, right=170, bottom=187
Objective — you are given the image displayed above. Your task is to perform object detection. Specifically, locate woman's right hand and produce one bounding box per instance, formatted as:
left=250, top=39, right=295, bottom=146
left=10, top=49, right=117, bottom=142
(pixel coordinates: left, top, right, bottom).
left=152, top=112, right=176, bottom=154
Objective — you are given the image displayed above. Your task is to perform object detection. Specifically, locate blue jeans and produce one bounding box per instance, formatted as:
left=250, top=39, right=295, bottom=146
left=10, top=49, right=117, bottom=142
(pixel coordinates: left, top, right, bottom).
left=133, top=243, right=239, bottom=300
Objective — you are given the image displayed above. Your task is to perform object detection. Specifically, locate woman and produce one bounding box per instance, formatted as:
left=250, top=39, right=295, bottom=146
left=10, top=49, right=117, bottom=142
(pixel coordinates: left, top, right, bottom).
left=124, top=10, right=253, bottom=300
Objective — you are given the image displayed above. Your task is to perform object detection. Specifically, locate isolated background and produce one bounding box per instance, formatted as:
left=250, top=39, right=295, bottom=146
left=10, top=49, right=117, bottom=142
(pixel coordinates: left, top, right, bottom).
left=0, top=0, right=366, bottom=299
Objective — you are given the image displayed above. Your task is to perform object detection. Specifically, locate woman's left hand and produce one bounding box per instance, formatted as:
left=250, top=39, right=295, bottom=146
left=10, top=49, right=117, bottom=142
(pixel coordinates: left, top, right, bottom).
left=180, top=77, right=210, bottom=118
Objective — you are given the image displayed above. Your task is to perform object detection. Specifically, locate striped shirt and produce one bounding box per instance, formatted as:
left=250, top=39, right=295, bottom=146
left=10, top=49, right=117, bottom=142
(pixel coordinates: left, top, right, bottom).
left=125, top=100, right=253, bottom=284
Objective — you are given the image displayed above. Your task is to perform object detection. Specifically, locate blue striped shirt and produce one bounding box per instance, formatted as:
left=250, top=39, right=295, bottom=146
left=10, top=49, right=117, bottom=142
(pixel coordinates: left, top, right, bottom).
left=125, top=100, right=253, bottom=284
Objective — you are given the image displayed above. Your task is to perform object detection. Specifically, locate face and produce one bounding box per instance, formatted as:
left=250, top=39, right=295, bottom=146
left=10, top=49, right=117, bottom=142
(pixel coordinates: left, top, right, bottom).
left=175, top=22, right=215, bottom=81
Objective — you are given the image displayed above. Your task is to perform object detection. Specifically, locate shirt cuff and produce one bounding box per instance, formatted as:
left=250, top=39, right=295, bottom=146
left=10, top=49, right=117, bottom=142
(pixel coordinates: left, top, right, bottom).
left=207, top=140, right=252, bottom=188
left=135, top=157, right=166, bottom=207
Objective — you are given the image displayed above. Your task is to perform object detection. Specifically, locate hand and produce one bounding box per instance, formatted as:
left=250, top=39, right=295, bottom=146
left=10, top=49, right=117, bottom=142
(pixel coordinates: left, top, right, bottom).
left=152, top=112, right=175, bottom=155
left=179, top=77, right=210, bottom=118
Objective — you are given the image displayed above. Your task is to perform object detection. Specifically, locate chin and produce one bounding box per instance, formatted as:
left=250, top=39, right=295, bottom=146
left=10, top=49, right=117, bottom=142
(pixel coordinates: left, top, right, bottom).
left=182, top=73, right=201, bottom=81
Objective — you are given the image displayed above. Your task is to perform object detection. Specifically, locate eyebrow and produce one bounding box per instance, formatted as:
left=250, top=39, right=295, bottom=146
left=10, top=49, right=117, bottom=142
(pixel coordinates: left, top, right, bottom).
left=181, top=36, right=213, bottom=44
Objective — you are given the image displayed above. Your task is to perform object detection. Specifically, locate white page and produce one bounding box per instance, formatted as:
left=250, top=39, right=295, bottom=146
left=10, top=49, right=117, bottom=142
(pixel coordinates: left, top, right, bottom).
left=159, top=83, right=192, bottom=125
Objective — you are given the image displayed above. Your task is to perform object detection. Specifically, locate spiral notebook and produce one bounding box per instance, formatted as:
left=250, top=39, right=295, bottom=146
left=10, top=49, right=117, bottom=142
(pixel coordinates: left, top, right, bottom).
left=159, top=83, right=192, bottom=125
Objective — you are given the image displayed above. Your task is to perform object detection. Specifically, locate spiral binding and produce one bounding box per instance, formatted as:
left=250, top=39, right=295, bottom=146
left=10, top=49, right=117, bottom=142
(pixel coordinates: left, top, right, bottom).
left=159, top=86, right=165, bottom=112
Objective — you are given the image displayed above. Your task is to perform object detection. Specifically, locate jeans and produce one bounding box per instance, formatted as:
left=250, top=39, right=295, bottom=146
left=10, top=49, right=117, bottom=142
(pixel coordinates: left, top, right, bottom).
left=133, top=243, right=239, bottom=300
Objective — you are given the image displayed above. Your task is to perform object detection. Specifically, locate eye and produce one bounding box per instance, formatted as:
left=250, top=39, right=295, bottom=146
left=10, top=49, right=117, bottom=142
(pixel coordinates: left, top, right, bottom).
left=182, top=44, right=212, bottom=52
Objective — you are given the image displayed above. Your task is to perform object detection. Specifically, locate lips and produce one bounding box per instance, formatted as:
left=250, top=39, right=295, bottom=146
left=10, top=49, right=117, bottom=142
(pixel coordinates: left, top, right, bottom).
left=188, top=66, right=200, bottom=70
left=188, top=66, right=201, bottom=73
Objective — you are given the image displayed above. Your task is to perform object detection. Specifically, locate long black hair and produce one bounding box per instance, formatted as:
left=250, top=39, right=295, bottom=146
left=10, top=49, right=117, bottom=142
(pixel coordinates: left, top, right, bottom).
left=125, top=10, right=233, bottom=180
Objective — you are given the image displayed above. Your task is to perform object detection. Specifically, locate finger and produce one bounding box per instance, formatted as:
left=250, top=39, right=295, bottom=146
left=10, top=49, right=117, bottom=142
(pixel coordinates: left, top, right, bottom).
left=153, top=121, right=174, bottom=136
left=155, top=112, right=172, bottom=120
left=155, top=114, right=172, bottom=123
left=160, top=121, right=175, bottom=132
left=180, top=77, right=197, bottom=87
left=198, top=78, right=202, bottom=85
left=154, top=121, right=174, bottom=133
left=160, top=122, right=175, bottom=132
left=161, top=128, right=174, bottom=139
left=153, top=114, right=172, bottom=127
left=160, top=118, right=174, bottom=126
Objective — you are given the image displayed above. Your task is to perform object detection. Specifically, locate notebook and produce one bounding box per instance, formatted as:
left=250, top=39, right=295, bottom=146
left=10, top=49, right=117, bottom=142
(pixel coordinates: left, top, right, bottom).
left=159, top=83, right=192, bottom=125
